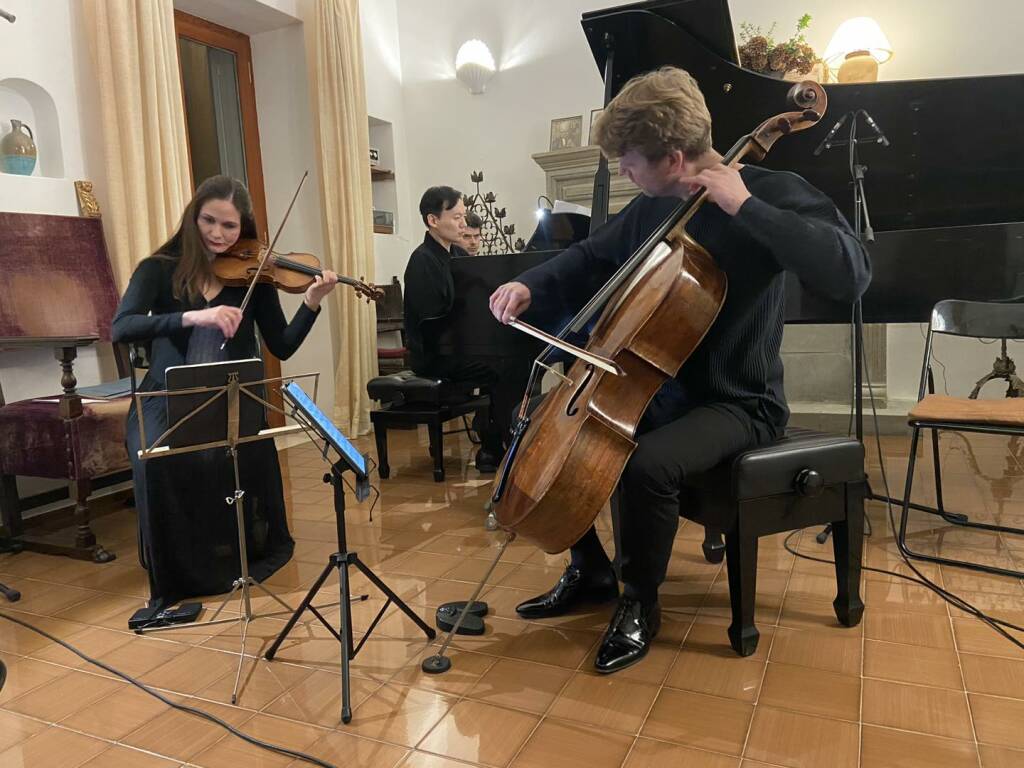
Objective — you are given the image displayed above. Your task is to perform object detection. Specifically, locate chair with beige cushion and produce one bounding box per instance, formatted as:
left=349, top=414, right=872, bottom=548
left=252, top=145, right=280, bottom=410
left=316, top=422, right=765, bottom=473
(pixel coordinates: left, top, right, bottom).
left=898, top=299, right=1024, bottom=579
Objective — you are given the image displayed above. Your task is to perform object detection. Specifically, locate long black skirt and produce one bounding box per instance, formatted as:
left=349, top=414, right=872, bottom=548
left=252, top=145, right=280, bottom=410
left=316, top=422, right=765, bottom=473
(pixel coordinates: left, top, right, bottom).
left=126, top=387, right=294, bottom=608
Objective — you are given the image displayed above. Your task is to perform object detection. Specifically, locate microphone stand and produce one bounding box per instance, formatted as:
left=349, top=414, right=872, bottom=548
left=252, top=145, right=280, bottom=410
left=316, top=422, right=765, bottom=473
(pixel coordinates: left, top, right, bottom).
left=816, top=110, right=887, bottom=543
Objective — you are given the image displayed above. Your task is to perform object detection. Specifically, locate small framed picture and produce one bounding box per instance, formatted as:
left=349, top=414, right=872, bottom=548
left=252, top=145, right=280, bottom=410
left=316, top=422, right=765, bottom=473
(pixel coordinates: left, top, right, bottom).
left=588, top=108, right=604, bottom=144
left=549, top=115, right=583, bottom=151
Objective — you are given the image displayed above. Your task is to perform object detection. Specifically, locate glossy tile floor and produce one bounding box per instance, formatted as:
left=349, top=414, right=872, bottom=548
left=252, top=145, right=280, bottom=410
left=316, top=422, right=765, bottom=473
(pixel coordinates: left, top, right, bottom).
left=1, top=427, right=1023, bottom=767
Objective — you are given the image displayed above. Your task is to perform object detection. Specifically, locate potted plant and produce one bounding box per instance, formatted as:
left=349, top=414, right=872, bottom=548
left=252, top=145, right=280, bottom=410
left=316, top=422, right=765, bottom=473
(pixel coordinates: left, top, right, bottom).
left=738, top=14, right=819, bottom=79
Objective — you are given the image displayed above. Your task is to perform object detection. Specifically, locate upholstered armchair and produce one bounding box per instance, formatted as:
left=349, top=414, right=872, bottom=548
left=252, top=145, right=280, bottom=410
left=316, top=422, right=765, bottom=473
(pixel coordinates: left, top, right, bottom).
left=0, top=212, right=130, bottom=562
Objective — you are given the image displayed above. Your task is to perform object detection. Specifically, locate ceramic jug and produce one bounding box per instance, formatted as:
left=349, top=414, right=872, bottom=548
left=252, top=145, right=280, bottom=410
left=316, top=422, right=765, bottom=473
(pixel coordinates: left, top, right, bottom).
left=1, top=120, right=37, bottom=175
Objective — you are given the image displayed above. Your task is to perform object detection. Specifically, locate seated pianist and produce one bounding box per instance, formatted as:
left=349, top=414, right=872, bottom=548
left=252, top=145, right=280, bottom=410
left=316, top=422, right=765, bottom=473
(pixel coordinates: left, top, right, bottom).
left=403, top=186, right=506, bottom=471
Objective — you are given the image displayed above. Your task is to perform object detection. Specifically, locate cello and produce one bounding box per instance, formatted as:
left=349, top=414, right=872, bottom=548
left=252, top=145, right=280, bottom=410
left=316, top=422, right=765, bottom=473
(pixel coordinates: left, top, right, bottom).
left=422, top=80, right=828, bottom=674
left=493, top=80, right=828, bottom=553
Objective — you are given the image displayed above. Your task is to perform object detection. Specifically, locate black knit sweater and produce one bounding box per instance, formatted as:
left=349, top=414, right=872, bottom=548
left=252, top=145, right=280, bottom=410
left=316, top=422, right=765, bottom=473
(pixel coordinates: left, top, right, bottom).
left=516, top=165, right=871, bottom=428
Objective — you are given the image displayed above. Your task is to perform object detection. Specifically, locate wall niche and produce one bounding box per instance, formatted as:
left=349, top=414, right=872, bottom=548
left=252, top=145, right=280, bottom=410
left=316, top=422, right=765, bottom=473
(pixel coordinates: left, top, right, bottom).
left=0, top=77, right=65, bottom=178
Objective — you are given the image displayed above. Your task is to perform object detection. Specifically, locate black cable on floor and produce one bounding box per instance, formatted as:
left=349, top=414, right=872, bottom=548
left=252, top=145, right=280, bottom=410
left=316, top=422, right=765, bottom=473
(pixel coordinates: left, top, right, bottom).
left=0, top=611, right=338, bottom=768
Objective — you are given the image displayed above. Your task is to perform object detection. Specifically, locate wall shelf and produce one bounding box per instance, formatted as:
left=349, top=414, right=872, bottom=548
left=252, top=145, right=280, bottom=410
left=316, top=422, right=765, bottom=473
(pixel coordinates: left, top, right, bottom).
left=370, top=167, right=394, bottom=182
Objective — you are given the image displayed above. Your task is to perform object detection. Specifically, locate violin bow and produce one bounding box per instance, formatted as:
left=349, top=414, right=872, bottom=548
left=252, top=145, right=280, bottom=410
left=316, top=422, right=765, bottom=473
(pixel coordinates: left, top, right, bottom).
left=221, top=171, right=308, bottom=349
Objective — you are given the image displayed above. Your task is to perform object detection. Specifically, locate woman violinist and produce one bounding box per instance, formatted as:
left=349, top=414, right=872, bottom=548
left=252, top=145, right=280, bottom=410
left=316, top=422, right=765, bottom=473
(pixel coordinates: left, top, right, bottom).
left=112, top=174, right=339, bottom=609
left=489, top=68, right=871, bottom=673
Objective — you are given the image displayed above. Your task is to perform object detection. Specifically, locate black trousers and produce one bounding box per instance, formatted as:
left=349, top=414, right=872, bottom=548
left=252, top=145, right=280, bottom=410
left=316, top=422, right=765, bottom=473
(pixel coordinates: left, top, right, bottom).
left=572, top=383, right=780, bottom=603
left=418, top=355, right=532, bottom=453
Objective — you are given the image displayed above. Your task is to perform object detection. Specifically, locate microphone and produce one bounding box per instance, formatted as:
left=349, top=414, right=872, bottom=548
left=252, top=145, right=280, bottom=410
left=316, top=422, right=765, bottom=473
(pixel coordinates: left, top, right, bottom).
left=860, top=110, right=890, bottom=147
left=813, top=111, right=852, bottom=156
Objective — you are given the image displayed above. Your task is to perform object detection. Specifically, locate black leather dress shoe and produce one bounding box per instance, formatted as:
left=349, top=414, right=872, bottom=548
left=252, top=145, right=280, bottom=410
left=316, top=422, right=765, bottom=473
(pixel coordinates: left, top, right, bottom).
left=594, top=597, right=661, bottom=674
left=515, top=564, right=618, bottom=619
left=474, top=448, right=500, bottom=473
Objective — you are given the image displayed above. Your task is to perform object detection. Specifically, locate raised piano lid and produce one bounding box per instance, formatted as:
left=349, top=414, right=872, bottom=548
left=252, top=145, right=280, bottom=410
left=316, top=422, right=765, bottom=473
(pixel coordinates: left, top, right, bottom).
left=581, top=0, right=1024, bottom=234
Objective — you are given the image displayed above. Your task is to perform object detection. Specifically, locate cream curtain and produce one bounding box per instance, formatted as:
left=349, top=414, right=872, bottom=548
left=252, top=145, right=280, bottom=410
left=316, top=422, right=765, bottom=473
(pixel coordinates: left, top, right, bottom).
left=309, top=0, right=378, bottom=435
left=82, top=0, right=192, bottom=290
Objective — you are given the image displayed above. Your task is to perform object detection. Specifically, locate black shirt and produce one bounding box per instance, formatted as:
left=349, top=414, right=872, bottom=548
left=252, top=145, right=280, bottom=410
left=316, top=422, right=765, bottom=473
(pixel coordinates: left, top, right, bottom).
left=516, top=165, right=871, bottom=428
left=111, top=254, right=320, bottom=388
left=402, top=231, right=469, bottom=372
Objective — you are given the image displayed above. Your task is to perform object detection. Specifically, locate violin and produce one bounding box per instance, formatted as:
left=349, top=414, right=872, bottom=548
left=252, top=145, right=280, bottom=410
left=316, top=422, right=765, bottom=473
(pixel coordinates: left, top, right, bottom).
left=214, top=238, right=383, bottom=303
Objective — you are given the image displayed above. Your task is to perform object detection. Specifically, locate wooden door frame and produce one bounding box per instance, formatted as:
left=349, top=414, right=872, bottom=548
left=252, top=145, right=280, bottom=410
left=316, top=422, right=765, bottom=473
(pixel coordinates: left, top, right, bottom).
left=174, top=10, right=284, bottom=426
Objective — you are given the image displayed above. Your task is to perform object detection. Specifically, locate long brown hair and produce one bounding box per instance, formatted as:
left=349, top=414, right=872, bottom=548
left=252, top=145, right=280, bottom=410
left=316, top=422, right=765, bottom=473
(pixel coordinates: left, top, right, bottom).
left=154, top=175, right=258, bottom=305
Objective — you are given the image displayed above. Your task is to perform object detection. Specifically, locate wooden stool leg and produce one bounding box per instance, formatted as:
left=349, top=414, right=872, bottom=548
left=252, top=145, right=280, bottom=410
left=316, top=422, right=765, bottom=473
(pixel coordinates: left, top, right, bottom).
left=831, top=482, right=865, bottom=627
left=429, top=419, right=444, bottom=482
left=1, top=474, right=21, bottom=536
left=71, top=479, right=114, bottom=563
left=702, top=525, right=725, bottom=563
left=725, top=526, right=759, bottom=656
left=373, top=420, right=391, bottom=479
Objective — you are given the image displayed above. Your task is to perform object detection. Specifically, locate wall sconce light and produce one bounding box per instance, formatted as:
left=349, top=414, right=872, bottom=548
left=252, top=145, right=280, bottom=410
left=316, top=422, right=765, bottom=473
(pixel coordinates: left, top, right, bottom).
left=455, top=39, right=496, bottom=94
left=823, top=17, right=893, bottom=83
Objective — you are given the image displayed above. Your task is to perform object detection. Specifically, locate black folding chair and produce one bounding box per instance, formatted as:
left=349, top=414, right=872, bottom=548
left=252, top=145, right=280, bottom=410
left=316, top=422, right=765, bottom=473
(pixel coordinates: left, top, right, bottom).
left=899, top=299, right=1024, bottom=579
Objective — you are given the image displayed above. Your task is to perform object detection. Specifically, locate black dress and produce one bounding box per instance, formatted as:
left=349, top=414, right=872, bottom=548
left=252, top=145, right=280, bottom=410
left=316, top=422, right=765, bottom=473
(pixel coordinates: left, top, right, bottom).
left=113, top=255, right=321, bottom=607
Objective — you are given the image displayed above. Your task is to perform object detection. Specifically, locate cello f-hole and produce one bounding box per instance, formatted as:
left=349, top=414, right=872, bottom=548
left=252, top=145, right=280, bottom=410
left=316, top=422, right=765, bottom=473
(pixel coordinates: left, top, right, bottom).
left=566, top=365, right=595, bottom=417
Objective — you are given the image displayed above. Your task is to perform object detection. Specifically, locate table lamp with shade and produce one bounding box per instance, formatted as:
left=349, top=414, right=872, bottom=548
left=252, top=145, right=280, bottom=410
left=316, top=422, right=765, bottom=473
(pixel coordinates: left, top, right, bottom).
left=823, top=17, right=893, bottom=83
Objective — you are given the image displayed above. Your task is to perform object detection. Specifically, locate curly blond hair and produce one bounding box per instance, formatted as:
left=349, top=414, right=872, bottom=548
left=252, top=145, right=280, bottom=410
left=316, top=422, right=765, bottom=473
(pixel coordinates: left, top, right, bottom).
left=592, top=67, right=712, bottom=160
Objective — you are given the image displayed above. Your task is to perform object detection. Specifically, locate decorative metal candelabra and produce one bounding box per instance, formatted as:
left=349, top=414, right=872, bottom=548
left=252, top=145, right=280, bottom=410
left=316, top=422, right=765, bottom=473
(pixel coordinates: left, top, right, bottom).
left=463, top=171, right=526, bottom=256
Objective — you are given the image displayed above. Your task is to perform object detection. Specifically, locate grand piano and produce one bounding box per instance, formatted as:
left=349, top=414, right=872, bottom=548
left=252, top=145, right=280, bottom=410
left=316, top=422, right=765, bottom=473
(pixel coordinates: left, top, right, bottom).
left=443, top=0, right=1024, bottom=368
left=582, top=0, right=1024, bottom=324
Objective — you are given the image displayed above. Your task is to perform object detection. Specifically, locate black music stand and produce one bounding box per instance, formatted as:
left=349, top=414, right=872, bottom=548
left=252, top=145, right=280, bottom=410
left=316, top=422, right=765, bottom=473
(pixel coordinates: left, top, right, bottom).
left=264, top=382, right=435, bottom=724
left=134, top=361, right=307, bottom=703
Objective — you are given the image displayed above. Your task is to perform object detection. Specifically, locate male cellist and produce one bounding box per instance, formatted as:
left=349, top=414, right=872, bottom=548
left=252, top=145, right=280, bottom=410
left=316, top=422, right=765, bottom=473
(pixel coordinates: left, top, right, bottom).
left=489, top=67, right=870, bottom=673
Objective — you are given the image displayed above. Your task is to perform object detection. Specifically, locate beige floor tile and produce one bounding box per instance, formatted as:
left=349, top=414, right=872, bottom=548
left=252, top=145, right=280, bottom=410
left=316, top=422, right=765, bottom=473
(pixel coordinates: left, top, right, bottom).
left=419, top=699, right=539, bottom=767
left=502, top=625, right=600, bottom=669
left=861, top=724, right=979, bottom=768
left=744, top=706, right=858, bottom=768
left=60, top=685, right=168, bottom=741
left=346, top=683, right=455, bottom=748
left=863, top=678, right=974, bottom=740
left=391, top=648, right=498, bottom=696
left=978, top=743, right=1024, bottom=768
left=969, top=693, right=1024, bottom=749
left=192, top=712, right=327, bottom=768
left=509, top=719, right=633, bottom=768
left=667, top=625, right=767, bottom=702
left=0, top=725, right=109, bottom=768
left=264, top=669, right=380, bottom=727
left=623, top=737, right=740, bottom=768
left=0, top=707, right=47, bottom=752
left=143, top=646, right=241, bottom=695
left=960, top=652, right=1024, bottom=698
left=641, top=688, right=752, bottom=756
left=864, top=579, right=951, bottom=614
left=864, top=639, right=965, bottom=689
left=302, top=730, right=408, bottom=767
left=122, top=697, right=253, bottom=762
left=864, top=607, right=955, bottom=648
left=466, top=657, right=572, bottom=714
left=758, top=662, right=861, bottom=721
left=951, top=618, right=1024, bottom=660
left=0, top=656, right=69, bottom=705
left=548, top=671, right=661, bottom=734
left=79, top=745, right=179, bottom=767
left=5, top=669, right=123, bottom=722
left=397, top=751, right=479, bottom=768
left=194, top=656, right=314, bottom=710
left=768, top=627, right=861, bottom=676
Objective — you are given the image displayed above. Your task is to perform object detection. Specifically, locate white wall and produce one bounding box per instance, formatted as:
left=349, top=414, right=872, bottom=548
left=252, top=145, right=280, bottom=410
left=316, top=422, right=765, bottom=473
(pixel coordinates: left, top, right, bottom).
left=380, top=0, right=1024, bottom=405
left=249, top=19, right=338, bottom=419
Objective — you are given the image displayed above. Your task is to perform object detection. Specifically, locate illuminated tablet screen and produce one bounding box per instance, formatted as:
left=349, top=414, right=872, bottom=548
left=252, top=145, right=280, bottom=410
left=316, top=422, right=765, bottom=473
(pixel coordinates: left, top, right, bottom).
left=283, top=382, right=367, bottom=477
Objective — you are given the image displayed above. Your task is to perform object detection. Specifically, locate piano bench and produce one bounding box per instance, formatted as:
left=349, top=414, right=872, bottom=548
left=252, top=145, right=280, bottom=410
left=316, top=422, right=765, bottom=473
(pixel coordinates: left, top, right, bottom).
left=367, top=371, right=490, bottom=482
left=682, top=428, right=866, bottom=656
